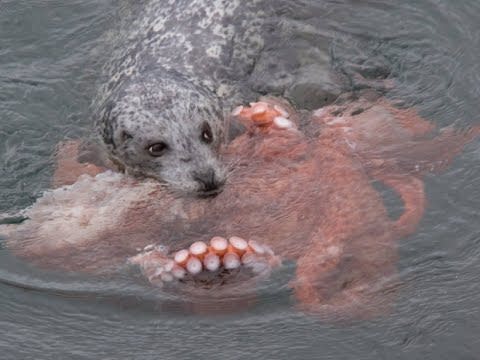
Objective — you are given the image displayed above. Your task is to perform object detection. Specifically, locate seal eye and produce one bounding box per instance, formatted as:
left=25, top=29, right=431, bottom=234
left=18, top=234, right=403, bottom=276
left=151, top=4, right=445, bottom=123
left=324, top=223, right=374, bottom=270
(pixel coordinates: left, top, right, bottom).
left=147, top=142, right=168, bottom=157
left=201, top=122, right=213, bottom=144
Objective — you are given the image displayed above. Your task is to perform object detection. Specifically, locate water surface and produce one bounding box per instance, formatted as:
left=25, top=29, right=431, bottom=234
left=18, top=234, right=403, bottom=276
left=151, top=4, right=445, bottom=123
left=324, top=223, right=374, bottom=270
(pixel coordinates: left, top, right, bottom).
left=1, top=1, right=480, bottom=359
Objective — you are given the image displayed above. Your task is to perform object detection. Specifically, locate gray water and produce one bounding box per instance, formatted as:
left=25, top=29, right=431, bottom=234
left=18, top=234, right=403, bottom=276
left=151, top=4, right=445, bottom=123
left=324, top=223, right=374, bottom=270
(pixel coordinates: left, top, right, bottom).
left=1, top=0, right=480, bottom=359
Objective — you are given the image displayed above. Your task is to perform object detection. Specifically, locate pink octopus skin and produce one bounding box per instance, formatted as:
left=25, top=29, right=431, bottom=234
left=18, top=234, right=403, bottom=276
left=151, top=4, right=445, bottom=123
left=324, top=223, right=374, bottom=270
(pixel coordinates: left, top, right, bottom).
left=3, top=95, right=479, bottom=319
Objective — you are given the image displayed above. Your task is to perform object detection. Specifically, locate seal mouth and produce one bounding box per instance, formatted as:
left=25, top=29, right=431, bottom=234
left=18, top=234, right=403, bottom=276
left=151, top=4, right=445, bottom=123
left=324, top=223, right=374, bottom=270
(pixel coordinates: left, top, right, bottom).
left=192, top=168, right=225, bottom=198
left=196, top=187, right=224, bottom=198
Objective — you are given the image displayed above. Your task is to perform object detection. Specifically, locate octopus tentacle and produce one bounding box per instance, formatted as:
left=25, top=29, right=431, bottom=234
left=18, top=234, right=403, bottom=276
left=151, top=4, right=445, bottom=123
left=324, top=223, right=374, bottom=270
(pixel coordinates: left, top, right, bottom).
left=376, top=174, right=426, bottom=238
left=401, top=125, right=480, bottom=176
left=366, top=160, right=426, bottom=239
left=291, top=232, right=346, bottom=315
left=293, top=223, right=398, bottom=318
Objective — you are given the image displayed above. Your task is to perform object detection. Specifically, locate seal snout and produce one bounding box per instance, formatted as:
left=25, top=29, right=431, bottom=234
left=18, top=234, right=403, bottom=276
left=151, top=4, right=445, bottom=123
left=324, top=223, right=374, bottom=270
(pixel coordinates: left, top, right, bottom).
left=193, top=168, right=225, bottom=197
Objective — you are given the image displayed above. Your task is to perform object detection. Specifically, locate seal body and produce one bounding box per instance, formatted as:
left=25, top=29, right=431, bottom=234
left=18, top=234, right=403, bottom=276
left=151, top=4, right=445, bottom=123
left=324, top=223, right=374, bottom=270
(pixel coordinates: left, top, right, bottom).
left=94, top=0, right=271, bottom=195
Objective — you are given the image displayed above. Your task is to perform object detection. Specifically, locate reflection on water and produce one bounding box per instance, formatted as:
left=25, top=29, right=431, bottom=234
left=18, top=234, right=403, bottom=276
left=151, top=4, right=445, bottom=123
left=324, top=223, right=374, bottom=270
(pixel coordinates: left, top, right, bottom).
left=1, top=0, right=479, bottom=359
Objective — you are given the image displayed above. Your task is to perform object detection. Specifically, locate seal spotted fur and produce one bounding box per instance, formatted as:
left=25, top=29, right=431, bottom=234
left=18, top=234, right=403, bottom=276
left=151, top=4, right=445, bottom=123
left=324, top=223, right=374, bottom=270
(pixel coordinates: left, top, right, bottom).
left=94, top=0, right=271, bottom=196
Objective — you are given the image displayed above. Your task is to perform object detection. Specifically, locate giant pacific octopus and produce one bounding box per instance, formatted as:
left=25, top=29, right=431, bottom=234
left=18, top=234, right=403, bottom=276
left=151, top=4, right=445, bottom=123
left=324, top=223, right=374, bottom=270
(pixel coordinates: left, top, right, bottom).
left=2, top=93, right=478, bottom=318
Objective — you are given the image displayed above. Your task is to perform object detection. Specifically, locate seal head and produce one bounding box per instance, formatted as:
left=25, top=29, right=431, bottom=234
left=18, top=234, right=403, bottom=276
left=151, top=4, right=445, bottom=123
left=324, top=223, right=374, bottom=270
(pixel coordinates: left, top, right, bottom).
left=97, top=71, right=226, bottom=197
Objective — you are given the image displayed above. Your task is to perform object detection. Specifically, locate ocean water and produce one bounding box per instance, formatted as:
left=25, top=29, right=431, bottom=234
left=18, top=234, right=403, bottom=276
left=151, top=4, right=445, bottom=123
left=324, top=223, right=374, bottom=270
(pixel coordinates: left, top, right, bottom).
left=1, top=1, right=479, bottom=359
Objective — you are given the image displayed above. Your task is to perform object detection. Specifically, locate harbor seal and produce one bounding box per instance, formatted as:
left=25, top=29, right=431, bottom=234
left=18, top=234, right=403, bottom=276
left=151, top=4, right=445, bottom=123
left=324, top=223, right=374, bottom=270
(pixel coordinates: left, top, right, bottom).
left=93, top=0, right=273, bottom=196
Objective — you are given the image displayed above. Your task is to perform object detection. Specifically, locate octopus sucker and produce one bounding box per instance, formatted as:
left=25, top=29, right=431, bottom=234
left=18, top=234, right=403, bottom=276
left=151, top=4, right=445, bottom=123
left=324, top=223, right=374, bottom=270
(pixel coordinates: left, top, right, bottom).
left=189, top=241, right=208, bottom=260
left=203, top=253, right=221, bottom=272
left=173, top=249, right=190, bottom=267
left=228, top=236, right=249, bottom=256
left=186, top=257, right=203, bottom=275
left=209, top=236, right=228, bottom=256
left=223, top=253, right=241, bottom=270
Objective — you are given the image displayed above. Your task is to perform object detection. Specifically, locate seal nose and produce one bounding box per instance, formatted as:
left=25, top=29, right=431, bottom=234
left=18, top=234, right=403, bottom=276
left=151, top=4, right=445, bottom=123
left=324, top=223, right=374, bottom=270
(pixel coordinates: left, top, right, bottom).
left=193, top=168, right=224, bottom=196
